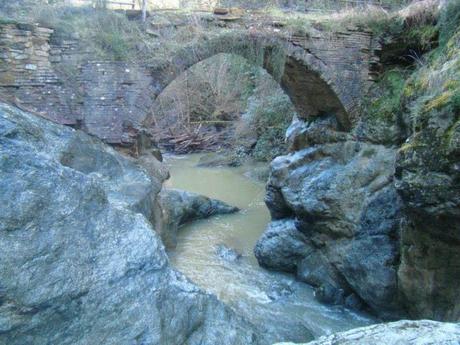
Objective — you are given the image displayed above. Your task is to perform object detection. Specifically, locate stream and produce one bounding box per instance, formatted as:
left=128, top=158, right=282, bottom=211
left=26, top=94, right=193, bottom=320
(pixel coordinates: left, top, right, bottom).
left=165, top=154, right=376, bottom=344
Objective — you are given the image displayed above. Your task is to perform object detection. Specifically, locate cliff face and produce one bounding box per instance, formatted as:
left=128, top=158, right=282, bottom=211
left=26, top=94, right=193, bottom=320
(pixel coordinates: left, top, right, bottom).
left=395, top=16, right=460, bottom=320
left=0, top=103, right=262, bottom=345
left=255, top=3, right=460, bottom=321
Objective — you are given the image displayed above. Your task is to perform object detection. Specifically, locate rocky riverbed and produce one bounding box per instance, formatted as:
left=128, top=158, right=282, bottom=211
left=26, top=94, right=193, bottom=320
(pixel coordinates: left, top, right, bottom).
left=165, top=154, right=375, bottom=344
left=0, top=103, right=262, bottom=345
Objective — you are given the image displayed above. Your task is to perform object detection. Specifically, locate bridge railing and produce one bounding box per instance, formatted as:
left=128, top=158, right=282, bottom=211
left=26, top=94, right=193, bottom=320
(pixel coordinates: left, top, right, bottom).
left=76, top=0, right=136, bottom=9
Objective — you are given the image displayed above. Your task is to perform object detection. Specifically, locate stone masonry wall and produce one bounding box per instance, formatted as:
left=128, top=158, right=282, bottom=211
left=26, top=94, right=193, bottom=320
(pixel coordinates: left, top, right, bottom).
left=0, top=20, right=380, bottom=147
left=0, top=23, right=82, bottom=126
left=0, top=22, right=155, bottom=147
left=80, top=62, right=155, bottom=144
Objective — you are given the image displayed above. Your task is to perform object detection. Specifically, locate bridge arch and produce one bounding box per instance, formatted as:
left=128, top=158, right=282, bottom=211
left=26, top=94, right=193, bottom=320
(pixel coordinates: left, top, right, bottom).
left=149, top=32, right=357, bottom=131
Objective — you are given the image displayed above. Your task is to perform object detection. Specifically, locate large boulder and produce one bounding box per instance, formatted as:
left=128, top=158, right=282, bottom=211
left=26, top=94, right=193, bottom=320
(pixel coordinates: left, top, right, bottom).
left=256, top=116, right=403, bottom=317
left=274, top=320, right=460, bottom=345
left=157, top=188, right=239, bottom=248
left=254, top=219, right=311, bottom=272
left=0, top=103, right=261, bottom=345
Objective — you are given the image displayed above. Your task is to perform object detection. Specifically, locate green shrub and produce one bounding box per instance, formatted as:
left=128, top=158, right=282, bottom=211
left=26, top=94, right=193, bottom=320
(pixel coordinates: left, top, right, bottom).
left=252, top=127, right=287, bottom=161
left=404, top=24, right=439, bottom=51
left=368, top=69, right=408, bottom=121
left=450, top=89, right=460, bottom=114
left=242, top=74, right=295, bottom=161
left=438, top=0, right=460, bottom=47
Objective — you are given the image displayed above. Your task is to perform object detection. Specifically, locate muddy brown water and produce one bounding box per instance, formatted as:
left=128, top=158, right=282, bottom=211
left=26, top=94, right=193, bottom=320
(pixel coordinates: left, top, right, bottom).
left=165, top=154, right=376, bottom=344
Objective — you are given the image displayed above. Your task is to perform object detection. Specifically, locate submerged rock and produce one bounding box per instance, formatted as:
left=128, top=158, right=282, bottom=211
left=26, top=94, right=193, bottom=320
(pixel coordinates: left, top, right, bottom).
left=266, top=282, right=294, bottom=301
left=215, top=244, right=243, bottom=262
left=0, top=103, right=261, bottom=345
left=274, top=320, right=460, bottom=345
left=158, top=188, right=239, bottom=249
left=197, top=152, right=243, bottom=167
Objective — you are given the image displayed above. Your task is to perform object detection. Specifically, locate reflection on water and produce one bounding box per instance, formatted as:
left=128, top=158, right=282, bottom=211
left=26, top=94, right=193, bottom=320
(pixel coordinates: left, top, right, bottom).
left=165, top=154, right=375, bottom=343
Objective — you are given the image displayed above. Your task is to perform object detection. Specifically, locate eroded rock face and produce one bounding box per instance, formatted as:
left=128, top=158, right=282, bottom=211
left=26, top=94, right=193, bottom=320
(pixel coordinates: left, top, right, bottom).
left=256, top=116, right=403, bottom=318
left=274, top=320, right=460, bottom=345
left=0, top=103, right=261, bottom=345
left=395, top=93, right=460, bottom=321
left=157, top=188, right=239, bottom=249
left=391, top=21, right=460, bottom=321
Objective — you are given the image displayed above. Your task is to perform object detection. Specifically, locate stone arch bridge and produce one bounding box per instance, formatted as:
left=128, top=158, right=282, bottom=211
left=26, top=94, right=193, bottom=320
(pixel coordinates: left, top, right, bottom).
left=0, top=21, right=380, bottom=147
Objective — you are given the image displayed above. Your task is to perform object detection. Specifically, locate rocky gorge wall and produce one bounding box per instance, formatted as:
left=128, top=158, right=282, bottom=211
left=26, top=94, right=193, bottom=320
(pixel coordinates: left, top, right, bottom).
left=255, top=3, right=460, bottom=321
left=256, top=102, right=460, bottom=321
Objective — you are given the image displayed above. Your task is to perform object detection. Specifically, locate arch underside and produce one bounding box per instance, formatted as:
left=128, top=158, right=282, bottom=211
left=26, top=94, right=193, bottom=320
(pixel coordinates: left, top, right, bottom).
left=280, top=56, right=349, bottom=130
left=155, top=35, right=352, bottom=132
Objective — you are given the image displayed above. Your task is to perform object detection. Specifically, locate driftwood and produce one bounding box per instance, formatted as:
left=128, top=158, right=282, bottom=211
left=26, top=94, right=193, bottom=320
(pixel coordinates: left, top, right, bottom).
left=154, top=124, right=228, bottom=154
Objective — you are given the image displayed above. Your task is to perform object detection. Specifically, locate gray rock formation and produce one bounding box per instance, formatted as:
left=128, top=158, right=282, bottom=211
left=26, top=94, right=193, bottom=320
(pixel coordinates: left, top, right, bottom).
left=157, top=188, right=239, bottom=249
left=0, top=103, right=261, bottom=345
left=254, top=219, right=311, bottom=272
left=256, top=116, right=403, bottom=318
left=395, top=105, right=460, bottom=320
left=256, top=14, right=460, bottom=321
left=274, top=320, right=460, bottom=345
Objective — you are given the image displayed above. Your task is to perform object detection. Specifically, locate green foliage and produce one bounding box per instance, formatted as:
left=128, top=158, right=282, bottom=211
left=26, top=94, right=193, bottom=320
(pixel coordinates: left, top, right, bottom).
left=438, top=0, right=460, bottom=47
left=398, top=9, right=460, bottom=146
left=244, top=76, right=295, bottom=161
left=364, top=14, right=404, bottom=37
left=222, top=0, right=411, bottom=11
left=155, top=53, right=257, bottom=128
left=250, top=93, right=291, bottom=131
left=252, top=127, right=287, bottom=161
left=20, top=6, right=144, bottom=61
left=355, top=67, right=409, bottom=144
left=403, top=24, right=438, bottom=51
left=368, top=69, right=407, bottom=121
left=451, top=89, right=460, bottom=114
left=0, top=16, right=18, bottom=25
left=91, top=12, right=141, bottom=61
left=317, top=7, right=404, bottom=36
